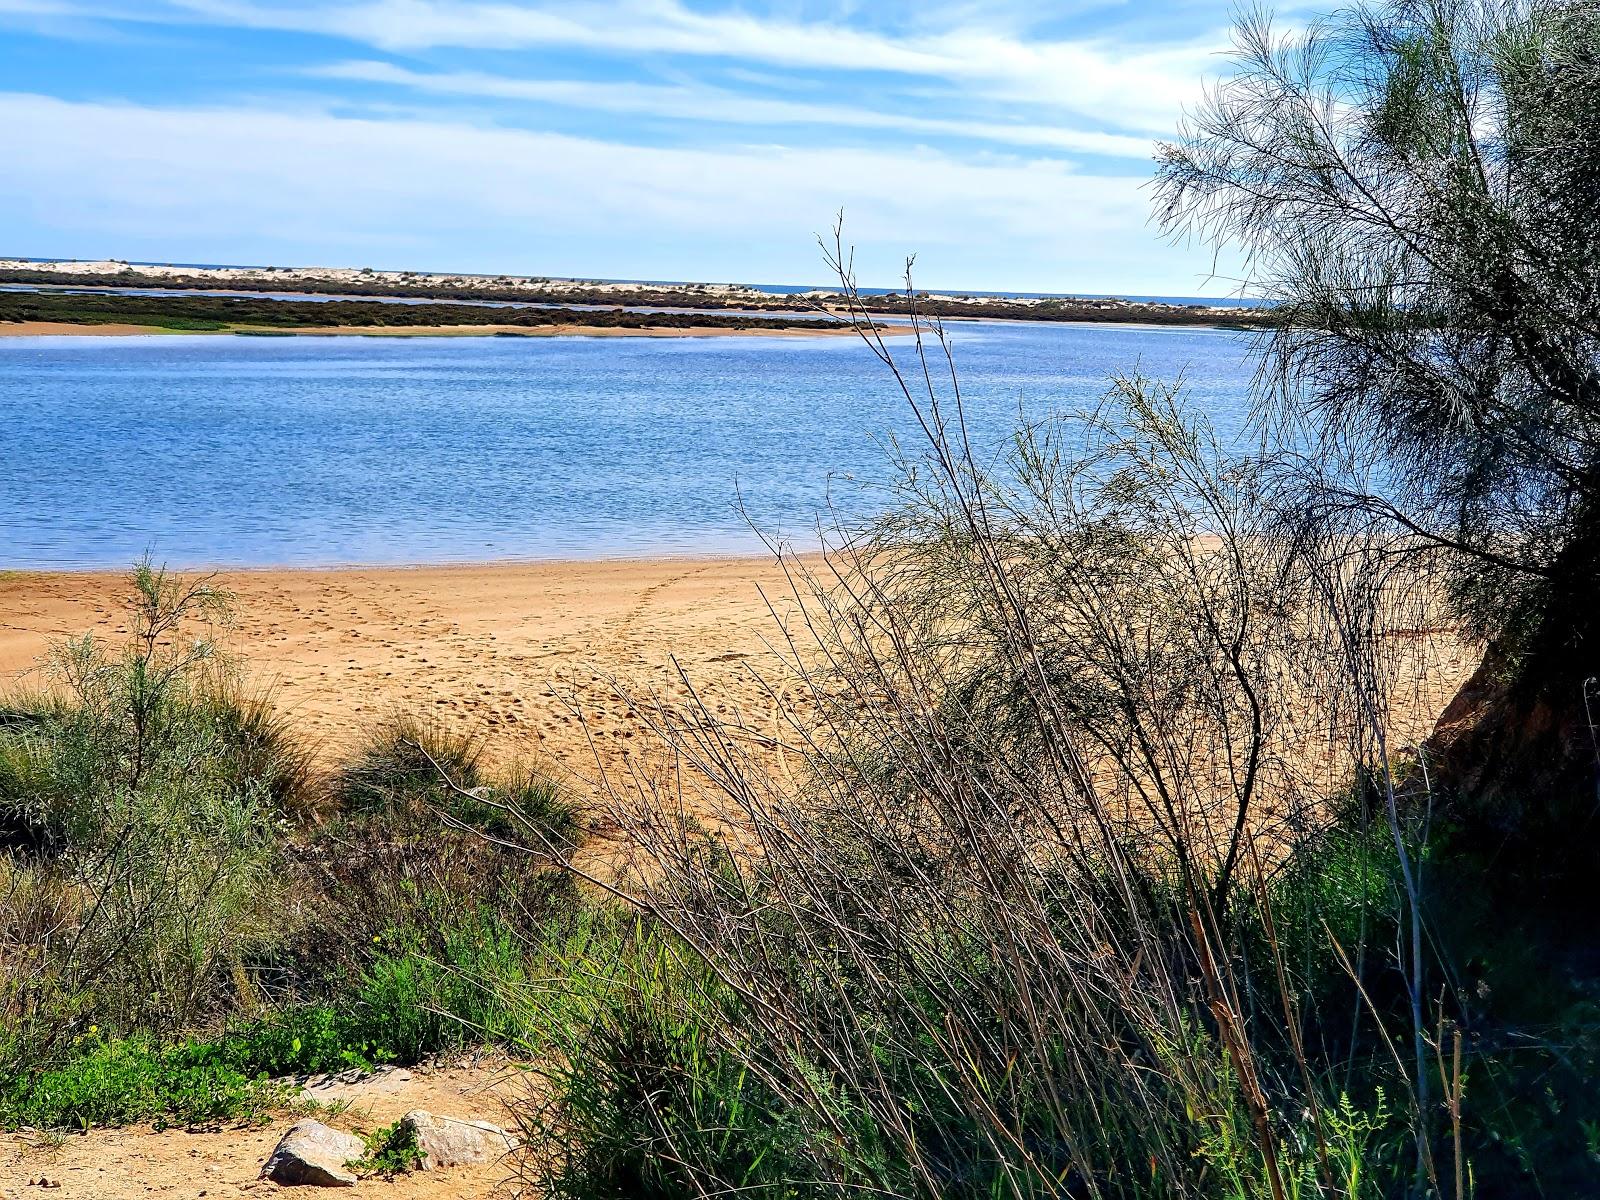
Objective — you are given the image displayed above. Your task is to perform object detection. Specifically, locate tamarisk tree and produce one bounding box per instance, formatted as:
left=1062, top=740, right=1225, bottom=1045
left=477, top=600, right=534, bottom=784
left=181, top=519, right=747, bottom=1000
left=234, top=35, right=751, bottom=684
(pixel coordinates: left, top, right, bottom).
left=1156, top=0, right=1600, bottom=835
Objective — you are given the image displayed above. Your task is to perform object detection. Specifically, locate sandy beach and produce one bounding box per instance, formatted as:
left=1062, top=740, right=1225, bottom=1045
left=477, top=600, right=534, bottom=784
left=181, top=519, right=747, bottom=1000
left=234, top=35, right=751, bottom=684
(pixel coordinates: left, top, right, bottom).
left=0, top=556, right=812, bottom=793
left=0, top=557, right=823, bottom=1190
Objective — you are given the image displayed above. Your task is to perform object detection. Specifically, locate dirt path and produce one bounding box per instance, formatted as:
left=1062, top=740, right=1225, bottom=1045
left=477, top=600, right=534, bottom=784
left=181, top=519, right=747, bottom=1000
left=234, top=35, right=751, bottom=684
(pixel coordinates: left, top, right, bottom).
left=0, top=1062, right=530, bottom=1199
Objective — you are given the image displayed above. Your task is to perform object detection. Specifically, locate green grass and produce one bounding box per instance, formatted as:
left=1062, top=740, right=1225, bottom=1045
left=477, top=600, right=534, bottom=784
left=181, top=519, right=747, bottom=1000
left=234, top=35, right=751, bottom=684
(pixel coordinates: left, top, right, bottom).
left=332, top=713, right=484, bottom=816
left=0, top=920, right=546, bottom=1131
left=0, top=1035, right=294, bottom=1130
left=519, top=917, right=845, bottom=1200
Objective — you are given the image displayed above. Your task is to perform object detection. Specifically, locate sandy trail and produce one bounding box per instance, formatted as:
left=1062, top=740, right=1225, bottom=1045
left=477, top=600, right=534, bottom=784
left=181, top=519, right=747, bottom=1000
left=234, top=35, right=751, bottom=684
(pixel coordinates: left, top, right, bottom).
left=0, top=1061, right=528, bottom=1199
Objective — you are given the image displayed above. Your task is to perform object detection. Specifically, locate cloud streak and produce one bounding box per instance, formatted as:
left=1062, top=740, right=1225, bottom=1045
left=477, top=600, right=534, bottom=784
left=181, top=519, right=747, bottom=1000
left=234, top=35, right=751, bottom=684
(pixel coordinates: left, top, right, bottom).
left=313, top=61, right=1157, bottom=158
left=12, top=0, right=1224, bottom=133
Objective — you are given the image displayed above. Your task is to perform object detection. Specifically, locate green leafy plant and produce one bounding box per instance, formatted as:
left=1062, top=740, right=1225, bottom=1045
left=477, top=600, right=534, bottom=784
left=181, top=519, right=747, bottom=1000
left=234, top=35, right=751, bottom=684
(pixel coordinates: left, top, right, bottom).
left=0, top=1034, right=292, bottom=1130
left=350, top=1118, right=425, bottom=1177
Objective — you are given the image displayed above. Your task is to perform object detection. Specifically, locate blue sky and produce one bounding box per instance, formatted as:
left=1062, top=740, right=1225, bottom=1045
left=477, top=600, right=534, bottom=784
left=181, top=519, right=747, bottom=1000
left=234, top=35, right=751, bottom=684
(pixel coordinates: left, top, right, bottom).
left=0, top=1, right=1253, bottom=293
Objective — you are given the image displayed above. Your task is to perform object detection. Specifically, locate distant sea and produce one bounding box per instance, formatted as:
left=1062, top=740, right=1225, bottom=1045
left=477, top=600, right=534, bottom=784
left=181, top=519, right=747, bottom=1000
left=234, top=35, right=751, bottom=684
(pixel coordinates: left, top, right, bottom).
left=0, top=320, right=1256, bottom=570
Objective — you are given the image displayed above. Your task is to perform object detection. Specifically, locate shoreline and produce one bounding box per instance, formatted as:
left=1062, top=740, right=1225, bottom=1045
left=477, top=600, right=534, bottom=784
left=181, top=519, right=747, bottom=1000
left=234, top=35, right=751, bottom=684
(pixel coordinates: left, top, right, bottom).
left=0, top=547, right=789, bottom=576
left=0, top=313, right=1241, bottom=340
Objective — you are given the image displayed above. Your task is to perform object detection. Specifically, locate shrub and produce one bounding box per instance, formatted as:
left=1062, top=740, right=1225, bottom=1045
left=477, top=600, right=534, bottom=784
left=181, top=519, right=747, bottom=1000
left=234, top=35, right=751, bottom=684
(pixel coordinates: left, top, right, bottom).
left=331, top=713, right=577, bottom=848
left=518, top=916, right=845, bottom=1199
left=332, top=713, right=483, bottom=819
left=0, top=566, right=314, bottom=851
left=351, top=1119, right=425, bottom=1177
left=0, top=564, right=307, bottom=1045
left=448, top=762, right=579, bottom=850
left=514, top=302, right=1457, bottom=1195
left=298, top=715, right=580, bottom=986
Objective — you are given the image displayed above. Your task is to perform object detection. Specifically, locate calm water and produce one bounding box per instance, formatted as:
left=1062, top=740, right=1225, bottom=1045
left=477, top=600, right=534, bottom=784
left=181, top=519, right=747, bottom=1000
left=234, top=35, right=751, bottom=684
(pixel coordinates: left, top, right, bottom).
left=0, top=322, right=1254, bottom=568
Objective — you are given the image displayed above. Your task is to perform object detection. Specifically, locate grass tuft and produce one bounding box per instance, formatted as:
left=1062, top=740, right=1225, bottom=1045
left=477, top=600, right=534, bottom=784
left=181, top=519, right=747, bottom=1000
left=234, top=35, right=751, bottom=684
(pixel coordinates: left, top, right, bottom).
left=333, top=713, right=482, bottom=817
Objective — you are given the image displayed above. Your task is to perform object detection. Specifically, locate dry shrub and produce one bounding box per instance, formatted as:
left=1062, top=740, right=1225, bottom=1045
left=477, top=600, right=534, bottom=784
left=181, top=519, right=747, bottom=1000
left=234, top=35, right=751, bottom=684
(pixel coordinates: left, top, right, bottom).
left=520, top=269, right=1467, bottom=1198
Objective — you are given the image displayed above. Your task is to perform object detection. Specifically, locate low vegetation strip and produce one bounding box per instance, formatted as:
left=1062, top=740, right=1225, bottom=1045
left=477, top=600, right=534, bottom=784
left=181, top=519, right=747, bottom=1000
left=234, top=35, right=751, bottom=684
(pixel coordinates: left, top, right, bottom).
left=0, top=269, right=1266, bottom=327
left=833, top=291, right=1266, bottom=325
left=0, top=289, right=845, bottom=333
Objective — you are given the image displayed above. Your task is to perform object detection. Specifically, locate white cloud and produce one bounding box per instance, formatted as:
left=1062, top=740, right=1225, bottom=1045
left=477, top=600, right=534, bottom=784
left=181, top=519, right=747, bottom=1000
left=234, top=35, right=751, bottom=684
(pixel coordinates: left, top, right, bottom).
left=0, top=91, right=1232, bottom=292
left=314, top=60, right=1156, bottom=158
left=16, top=0, right=1225, bottom=133
left=0, top=3, right=1245, bottom=290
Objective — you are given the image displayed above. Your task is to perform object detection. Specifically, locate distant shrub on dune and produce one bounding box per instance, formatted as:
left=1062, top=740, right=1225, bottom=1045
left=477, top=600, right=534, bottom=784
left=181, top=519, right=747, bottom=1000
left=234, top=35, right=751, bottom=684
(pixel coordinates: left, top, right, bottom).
left=332, top=711, right=576, bottom=847
left=333, top=712, right=484, bottom=818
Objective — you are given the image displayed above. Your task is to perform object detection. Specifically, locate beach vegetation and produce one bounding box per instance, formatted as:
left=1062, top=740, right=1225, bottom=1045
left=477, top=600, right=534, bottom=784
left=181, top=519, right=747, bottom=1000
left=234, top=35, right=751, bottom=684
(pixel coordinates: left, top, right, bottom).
left=1, top=3, right=1597, bottom=1198
left=509, top=2, right=1600, bottom=1197
left=0, top=289, right=834, bottom=334
left=327, top=711, right=575, bottom=846
left=350, top=1118, right=426, bottom=1177
left=0, top=565, right=579, bottom=1131
left=1156, top=0, right=1600, bottom=864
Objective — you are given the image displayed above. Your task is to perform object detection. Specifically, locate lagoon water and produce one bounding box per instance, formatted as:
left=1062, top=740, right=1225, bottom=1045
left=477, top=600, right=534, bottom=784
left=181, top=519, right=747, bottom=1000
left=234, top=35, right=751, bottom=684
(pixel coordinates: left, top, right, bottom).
left=0, top=322, right=1254, bottom=569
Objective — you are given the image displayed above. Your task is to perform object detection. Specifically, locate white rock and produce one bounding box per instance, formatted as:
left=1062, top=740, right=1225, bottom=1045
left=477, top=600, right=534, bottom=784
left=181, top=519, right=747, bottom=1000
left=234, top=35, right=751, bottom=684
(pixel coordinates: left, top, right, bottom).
left=260, top=1119, right=366, bottom=1187
left=399, top=1109, right=518, bottom=1170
